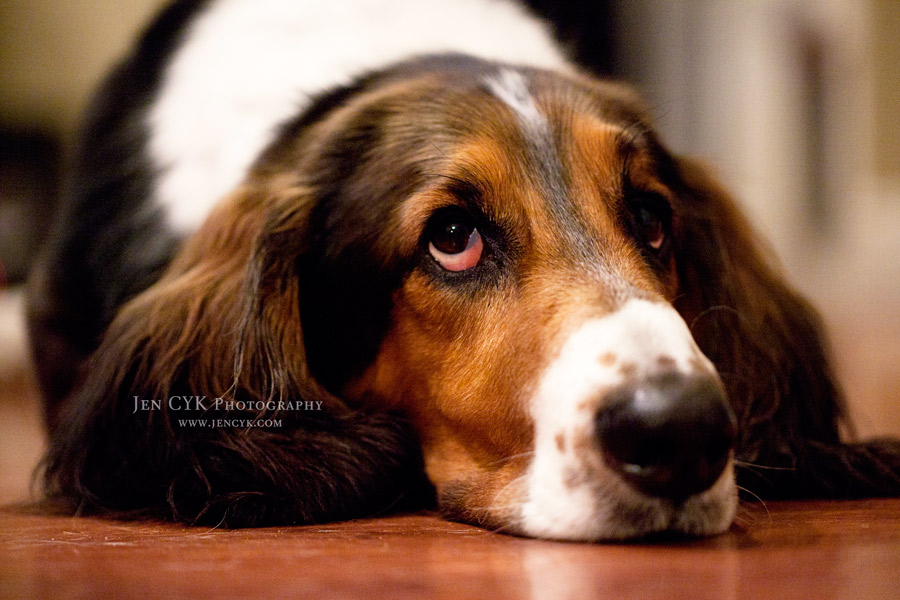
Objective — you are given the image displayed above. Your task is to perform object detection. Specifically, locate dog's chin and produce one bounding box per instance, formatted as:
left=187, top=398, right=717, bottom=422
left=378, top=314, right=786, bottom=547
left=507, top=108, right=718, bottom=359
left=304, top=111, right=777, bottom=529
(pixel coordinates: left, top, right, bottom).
left=512, top=463, right=738, bottom=542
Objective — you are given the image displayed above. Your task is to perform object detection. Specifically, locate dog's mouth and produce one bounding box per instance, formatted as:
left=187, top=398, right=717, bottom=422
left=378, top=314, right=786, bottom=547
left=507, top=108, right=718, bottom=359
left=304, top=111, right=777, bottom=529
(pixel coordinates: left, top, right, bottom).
left=514, top=452, right=737, bottom=542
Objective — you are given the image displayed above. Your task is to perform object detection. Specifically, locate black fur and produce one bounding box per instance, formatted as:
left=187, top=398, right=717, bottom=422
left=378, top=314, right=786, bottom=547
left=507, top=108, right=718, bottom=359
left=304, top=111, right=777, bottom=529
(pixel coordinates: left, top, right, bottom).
left=45, top=360, right=433, bottom=526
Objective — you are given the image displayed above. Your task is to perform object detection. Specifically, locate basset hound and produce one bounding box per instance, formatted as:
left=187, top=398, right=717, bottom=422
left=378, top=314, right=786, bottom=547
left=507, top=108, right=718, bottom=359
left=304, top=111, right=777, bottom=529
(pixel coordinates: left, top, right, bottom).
left=28, top=0, right=900, bottom=540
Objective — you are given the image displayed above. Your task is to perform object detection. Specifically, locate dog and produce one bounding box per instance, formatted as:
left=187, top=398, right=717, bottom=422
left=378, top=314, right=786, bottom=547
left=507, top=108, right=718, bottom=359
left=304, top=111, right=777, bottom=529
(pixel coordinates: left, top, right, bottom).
left=28, top=0, right=900, bottom=540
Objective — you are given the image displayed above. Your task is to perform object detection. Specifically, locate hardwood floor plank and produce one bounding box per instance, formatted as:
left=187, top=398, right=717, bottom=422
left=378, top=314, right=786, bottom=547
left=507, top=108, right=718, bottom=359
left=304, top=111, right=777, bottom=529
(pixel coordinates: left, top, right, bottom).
left=2, top=499, right=899, bottom=599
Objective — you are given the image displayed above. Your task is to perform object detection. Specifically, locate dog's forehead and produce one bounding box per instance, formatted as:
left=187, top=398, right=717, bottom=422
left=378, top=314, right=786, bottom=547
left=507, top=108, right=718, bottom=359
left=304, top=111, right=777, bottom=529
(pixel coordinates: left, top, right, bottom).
left=449, top=66, right=658, bottom=203
left=404, top=66, right=661, bottom=248
left=481, top=68, right=628, bottom=233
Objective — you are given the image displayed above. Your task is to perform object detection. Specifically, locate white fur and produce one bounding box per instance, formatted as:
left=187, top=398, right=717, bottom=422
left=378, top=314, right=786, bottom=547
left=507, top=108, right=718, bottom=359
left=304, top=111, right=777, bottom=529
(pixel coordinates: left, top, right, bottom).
left=519, top=299, right=736, bottom=540
left=148, top=0, right=572, bottom=232
left=485, top=68, right=548, bottom=135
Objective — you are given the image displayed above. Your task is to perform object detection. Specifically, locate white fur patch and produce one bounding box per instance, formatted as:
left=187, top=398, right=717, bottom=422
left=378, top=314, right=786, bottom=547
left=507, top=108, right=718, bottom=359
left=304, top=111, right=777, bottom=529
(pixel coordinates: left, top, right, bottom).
left=484, top=68, right=547, bottom=134
left=147, top=0, right=572, bottom=232
left=519, top=299, right=736, bottom=540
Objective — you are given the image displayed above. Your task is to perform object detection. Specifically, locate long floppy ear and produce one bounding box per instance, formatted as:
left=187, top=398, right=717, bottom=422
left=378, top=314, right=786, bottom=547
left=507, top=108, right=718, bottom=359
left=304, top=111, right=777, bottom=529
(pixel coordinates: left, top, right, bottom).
left=42, top=184, right=431, bottom=526
left=672, top=157, right=900, bottom=498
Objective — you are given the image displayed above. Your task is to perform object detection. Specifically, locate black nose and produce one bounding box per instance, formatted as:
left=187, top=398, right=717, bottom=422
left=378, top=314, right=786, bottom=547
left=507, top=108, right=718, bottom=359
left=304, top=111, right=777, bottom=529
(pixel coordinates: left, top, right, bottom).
left=595, top=373, right=737, bottom=501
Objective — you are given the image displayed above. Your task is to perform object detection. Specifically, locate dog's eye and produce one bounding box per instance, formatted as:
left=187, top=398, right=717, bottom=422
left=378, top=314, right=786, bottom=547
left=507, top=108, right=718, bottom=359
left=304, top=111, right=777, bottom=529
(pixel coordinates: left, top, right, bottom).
left=629, top=197, right=669, bottom=252
left=428, top=212, right=484, bottom=272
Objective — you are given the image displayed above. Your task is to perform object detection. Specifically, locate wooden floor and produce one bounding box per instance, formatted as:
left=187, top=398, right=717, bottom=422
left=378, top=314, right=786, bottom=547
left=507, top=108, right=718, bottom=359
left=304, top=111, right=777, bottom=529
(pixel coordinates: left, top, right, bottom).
left=1, top=499, right=899, bottom=599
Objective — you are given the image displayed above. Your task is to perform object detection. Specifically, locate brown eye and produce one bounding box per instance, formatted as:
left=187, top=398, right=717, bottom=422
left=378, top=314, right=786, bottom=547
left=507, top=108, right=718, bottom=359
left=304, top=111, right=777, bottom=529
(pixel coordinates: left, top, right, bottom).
left=428, top=213, right=484, bottom=271
left=630, top=198, right=669, bottom=252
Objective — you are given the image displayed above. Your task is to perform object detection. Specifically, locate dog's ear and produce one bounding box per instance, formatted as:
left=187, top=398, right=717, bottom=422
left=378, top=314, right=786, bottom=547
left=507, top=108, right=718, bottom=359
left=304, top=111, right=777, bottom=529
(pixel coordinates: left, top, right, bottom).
left=671, top=157, right=900, bottom=498
left=42, top=184, right=431, bottom=526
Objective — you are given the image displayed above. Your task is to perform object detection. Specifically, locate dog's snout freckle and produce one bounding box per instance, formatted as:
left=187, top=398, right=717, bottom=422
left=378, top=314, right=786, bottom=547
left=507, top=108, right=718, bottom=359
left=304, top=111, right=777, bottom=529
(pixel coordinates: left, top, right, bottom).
left=598, top=352, right=618, bottom=366
left=618, top=362, right=637, bottom=378
left=657, top=355, right=676, bottom=370
left=555, top=432, right=566, bottom=452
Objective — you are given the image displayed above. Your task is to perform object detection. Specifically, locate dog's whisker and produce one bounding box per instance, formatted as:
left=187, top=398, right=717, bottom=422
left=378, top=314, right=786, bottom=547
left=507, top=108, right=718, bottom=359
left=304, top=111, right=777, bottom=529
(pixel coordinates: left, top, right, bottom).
left=482, top=451, right=536, bottom=470
left=733, top=460, right=795, bottom=471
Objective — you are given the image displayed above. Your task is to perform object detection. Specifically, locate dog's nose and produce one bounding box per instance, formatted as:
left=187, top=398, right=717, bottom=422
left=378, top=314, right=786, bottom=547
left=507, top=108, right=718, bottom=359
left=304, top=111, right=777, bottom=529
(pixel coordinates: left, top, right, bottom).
left=595, top=373, right=737, bottom=501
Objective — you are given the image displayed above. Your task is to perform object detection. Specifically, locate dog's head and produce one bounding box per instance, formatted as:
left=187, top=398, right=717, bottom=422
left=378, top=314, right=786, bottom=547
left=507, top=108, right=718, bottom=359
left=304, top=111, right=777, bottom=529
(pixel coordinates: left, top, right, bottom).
left=47, top=55, right=829, bottom=539
left=224, top=55, right=741, bottom=539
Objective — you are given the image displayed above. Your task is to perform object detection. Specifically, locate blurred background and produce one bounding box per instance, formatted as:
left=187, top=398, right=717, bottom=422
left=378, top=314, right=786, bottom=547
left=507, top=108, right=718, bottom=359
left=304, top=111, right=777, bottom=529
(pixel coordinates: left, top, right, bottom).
left=1, top=0, right=898, bottom=502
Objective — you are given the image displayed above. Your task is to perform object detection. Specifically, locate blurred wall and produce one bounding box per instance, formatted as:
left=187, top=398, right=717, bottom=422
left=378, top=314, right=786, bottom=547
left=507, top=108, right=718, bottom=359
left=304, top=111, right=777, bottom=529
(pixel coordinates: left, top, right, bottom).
left=0, top=0, right=166, bottom=138
left=1, top=1, right=168, bottom=286
left=873, top=0, right=900, bottom=180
